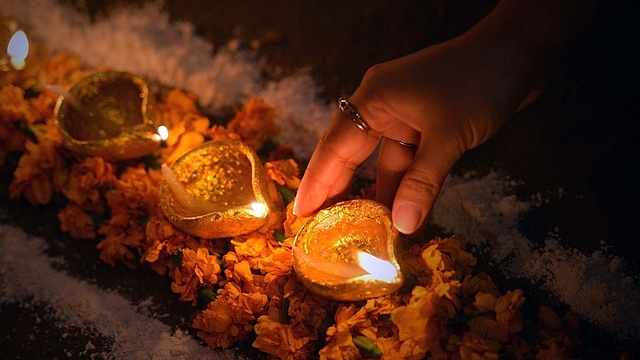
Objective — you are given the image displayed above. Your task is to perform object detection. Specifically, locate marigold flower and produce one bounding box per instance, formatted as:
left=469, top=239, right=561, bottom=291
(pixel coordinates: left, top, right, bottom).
left=253, top=315, right=314, bottom=360
left=283, top=201, right=310, bottom=238
left=265, top=159, right=301, bottom=190
left=171, top=247, right=222, bottom=305
left=9, top=119, right=63, bottom=205
left=193, top=282, right=268, bottom=348
left=458, top=332, right=500, bottom=360
left=55, top=156, right=117, bottom=209
left=208, top=124, right=241, bottom=142
left=143, top=215, right=198, bottom=264
left=226, top=98, right=280, bottom=151
left=58, top=203, right=97, bottom=239
left=494, top=289, right=525, bottom=333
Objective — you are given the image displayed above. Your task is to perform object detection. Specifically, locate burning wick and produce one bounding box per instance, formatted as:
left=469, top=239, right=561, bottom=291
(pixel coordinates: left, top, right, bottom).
left=293, top=247, right=398, bottom=282
left=154, top=125, right=169, bottom=144
left=7, top=30, right=28, bottom=70
left=161, top=163, right=266, bottom=217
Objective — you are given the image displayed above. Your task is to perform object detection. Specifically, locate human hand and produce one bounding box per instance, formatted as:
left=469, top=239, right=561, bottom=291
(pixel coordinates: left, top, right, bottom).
left=293, top=4, right=556, bottom=234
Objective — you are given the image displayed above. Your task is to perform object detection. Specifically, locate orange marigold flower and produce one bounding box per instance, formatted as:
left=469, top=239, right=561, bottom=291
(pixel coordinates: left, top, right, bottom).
left=9, top=119, right=63, bottom=205
left=226, top=98, right=280, bottom=151
left=143, top=215, right=198, bottom=264
left=458, top=332, right=500, bottom=360
left=494, top=289, right=525, bottom=333
left=58, top=203, right=97, bottom=240
left=171, top=247, right=222, bottom=305
left=96, top=217, right=145, bottom=267
left=208, top=124, right=241, bottom=142
left=56, top=156, right=117, bottom=209
left=319, top=304, right=361, bottom=360
left=389, top=286, right=442, bottom=359
left=193, top=281, right=268, bottom=348
left=265, top=159, right=301, bottom=190
left=253, top=315, right=314, bottom=360
left=283, top=201, right=309, bottom=238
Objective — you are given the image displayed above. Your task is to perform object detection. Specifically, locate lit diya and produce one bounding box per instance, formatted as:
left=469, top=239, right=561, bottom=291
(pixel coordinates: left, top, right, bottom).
left=160, top=139, right=272, bottom=238
left=53, top=71, right=162, bottom=161
left=292, top=199, right=404, bottom=301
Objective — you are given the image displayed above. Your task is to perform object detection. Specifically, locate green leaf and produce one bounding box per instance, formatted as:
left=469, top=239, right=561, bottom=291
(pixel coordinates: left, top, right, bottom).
left=353, top=335, right=382, bottom=358
left=280, top=297, right=290, bottom=324
left=275, top=183, right=296, bottom=205
left=16, top=121, right=38, bottom=144
left=198, top=288, right=217, bottom=304
left=273, top=230, right=288, bottom=243
left=172, top=252, right=184, bottom=269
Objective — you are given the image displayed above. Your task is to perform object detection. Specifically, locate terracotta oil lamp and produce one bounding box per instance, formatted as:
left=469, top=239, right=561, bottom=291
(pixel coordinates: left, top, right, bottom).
left=54, top=71, right=161, bottom=161
left=292, top=199, right=404, bottom=301
left=160, top=139, right=272, bottom=239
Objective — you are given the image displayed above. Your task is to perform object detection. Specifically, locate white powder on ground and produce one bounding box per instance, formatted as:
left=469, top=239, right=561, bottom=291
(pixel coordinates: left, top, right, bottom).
left=431, top=172, right=640, bottom=339
left=0, top=224, right=245, bottom=360
left=2, top=0, right=639, bottom=354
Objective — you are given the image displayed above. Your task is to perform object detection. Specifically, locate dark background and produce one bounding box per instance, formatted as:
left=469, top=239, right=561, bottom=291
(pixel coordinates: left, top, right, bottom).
left=2, top=0, right=640, bottom=358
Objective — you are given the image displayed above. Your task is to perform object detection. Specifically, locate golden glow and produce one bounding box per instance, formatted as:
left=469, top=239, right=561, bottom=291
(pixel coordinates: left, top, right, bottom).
left=156, top=125, right=169, bottom=142
left=247, top=202, right=268, bottom=218
left=355, top=250, right=399, bottom=283
left=7, top=30, right=28, bottom=70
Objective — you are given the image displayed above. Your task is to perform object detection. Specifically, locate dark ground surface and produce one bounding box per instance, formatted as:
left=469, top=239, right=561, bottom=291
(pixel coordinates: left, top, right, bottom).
left=2, top=0, right=640, bottom=358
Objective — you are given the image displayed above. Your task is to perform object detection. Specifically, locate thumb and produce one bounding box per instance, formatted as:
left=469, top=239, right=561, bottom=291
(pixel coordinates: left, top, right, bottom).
left=391, top=141, right=463, bottom=234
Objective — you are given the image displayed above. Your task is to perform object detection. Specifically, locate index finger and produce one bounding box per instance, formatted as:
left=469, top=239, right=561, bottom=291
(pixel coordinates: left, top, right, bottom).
left=294, top=108, right=381, bottom=216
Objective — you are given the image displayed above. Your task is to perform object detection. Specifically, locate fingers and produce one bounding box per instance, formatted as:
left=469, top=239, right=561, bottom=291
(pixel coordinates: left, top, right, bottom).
left=375, top=137, right=417, bottom=209
left=294, top=109, right=380, bottom=217
left=391, top=140, right=464, bottom=234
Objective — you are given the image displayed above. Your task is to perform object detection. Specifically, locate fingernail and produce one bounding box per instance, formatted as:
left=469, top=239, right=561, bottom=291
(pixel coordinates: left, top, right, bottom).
left=393, top=204, right=422, bottom=234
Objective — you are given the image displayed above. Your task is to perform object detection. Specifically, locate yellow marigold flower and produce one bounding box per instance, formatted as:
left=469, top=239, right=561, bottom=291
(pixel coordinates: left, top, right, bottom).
left=265, top=159, right=301, bottom=190
left=283, top=201, right=309, bottom=237
left=390, top=286, right=442, bottom=359
left=467, top=317, right=510, bottom=344
left=226, top=98, right=280, bottom=151
left=57, top=203, right=97, bottom=239
left=170, top=247, right=221, bottom=305
left=458, top=332, right=500, bottom=360
left=253, top=315, right=313, bottom=360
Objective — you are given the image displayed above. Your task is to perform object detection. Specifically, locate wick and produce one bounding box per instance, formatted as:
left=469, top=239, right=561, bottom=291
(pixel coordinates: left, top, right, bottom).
left=42, top=83, right=92, bottom=118
left=293, top=246, right=368, bottom=279
left=161, top=164, right=224, bottom=215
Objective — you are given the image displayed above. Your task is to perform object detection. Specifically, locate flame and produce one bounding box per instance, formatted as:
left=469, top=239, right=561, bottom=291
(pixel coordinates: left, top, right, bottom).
left=355, top=250, right=398, bottom=283
left=154, top=125, right=169, bottom=142
left=7, top=30, right=28, bottom=70
left=247, top=202, right=268, bottom=218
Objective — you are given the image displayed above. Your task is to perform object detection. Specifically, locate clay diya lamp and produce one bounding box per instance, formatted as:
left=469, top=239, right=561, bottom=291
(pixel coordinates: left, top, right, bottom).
left=292, top=199, right=404, bottom=301
left=160, top=139, right=272, bottom=238
left=54, top=71, right=161, bottom=161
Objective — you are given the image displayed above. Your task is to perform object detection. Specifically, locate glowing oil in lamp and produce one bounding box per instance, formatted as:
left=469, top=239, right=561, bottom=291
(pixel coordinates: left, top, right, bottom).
left=1, top=16, right=29, bottom=71
left=160, top=139, right=272, bottom=239
left=292, top=199, right=404, bottom=301
left=54, top=71, right=161, bottom=161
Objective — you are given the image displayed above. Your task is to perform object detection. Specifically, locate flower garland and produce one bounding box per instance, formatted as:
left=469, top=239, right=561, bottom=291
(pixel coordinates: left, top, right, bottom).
left=0, top=41, right=583, bottom=360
